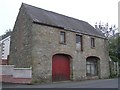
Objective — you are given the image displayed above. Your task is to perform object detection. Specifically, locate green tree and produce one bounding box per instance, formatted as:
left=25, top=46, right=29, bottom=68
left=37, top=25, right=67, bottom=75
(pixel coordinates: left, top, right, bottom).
left=95, top=22, right=119, bottom=62
left=108, top=34, right=120, bottom=62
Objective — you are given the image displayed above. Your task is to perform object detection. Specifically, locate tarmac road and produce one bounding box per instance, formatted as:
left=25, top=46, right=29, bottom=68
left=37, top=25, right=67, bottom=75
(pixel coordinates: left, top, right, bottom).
left=2, top=78, right=119, bottom=88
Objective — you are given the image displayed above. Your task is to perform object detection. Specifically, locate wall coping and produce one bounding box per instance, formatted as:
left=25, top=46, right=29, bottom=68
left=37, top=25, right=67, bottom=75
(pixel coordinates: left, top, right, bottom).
left=14, top=67, right=32, bottom=70
left=0, top=59, right=8, bottom=60
left=0, top=65, right=14, bottom=66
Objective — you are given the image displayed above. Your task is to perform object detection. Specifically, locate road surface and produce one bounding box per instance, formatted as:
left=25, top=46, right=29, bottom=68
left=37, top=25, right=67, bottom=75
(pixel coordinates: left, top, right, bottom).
left=2, top=78, right=119, bottom=88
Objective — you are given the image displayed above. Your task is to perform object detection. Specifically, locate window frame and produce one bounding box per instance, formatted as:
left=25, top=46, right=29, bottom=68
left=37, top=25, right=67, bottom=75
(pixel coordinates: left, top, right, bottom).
left=76, top=34, right=83, bottom=51
left=86, top=60, right=98, bottom=76
left=91, top=37, right=95, bottom=48
left=60, top=31, right=66, bottom=44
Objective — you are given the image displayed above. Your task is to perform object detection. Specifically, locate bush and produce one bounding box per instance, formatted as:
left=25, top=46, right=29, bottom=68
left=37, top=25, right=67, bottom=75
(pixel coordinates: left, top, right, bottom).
left=109, top=73, right=118, bottom=78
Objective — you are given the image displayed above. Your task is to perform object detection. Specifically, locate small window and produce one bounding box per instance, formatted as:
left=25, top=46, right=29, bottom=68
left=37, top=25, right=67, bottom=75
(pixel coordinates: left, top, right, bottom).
left=2, top=46, right=5, bottom=48
left=60, top=31, right=66, bottom=44
left=76, top=35, right=83, bottom=51
left=2, top=43, right=5, bottom=45
left=2, top=52, right=4, bottom=55
left=91, top=38, right=95, bottom=48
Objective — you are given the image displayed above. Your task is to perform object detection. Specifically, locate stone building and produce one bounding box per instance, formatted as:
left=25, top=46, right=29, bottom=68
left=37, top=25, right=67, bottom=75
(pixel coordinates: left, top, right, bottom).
left=9, top=3, right=110, bottom=83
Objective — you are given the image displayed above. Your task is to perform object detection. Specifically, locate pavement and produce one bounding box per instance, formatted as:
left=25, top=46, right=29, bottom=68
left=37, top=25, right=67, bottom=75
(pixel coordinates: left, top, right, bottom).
left=1, top=78, right=119, bottom=88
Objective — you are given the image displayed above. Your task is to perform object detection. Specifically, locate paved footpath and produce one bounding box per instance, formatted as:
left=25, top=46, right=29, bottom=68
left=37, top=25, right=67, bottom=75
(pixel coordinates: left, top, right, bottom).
left=2, top=78, right=119, bottom=88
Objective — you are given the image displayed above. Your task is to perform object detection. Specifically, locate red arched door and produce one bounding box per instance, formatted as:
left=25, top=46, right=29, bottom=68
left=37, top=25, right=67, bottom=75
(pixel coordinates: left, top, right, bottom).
left=52, top=54, right=70, bottom=81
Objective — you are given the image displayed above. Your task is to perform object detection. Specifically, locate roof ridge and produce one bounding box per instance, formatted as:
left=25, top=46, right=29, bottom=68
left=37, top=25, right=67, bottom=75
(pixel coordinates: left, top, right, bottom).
left=22, top=3, right=87, bottom=23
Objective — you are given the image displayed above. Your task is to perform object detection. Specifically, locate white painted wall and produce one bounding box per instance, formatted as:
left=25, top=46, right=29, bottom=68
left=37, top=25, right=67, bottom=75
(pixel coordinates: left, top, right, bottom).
left=1, top=36, right=10, bottom=59
left=0, top=36, right=2, bottom=60
left=13, top=68, right=32, bottom=78
left=0, top=65, right=32, bottom=78
left=0, top=65, right=14, bottom=75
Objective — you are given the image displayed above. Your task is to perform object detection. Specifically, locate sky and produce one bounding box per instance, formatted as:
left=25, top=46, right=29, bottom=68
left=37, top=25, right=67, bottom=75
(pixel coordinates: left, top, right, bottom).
left=0, top=0, right=119, bottom=36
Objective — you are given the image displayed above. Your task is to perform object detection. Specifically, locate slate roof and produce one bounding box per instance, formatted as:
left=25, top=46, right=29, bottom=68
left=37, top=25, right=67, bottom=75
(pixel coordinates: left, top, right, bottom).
left=22, top=3, right=105, bottom=38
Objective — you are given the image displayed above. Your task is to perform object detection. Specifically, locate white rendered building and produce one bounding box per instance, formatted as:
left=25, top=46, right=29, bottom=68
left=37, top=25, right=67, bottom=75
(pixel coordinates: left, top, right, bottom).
left=0, top=36, right=10, bottom=60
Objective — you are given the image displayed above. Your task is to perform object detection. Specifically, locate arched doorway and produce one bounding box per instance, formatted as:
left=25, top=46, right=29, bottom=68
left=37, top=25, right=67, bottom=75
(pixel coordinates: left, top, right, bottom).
left=86, top=56, right=100, bottom=76
left=52, top=54, right=71, bottom=81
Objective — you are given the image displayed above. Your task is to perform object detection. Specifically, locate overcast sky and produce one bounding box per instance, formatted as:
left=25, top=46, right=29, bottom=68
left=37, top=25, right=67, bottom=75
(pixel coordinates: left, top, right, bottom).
left=0, top=0, right=119, bottom=36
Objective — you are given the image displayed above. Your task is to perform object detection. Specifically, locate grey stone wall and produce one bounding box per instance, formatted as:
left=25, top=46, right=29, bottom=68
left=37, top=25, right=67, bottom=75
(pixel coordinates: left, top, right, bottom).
left=31, top=24, right=110, bottom=82
left=9, top=5, right=33, bottom=68
left=9, top=5, right=109, bottom=83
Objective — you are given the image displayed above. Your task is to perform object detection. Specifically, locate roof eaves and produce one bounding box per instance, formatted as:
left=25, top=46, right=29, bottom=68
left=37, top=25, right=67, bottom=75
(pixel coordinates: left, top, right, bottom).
left=33, top=21, right=106, bottom=39
left=33, top=21, right=65, bottom=29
